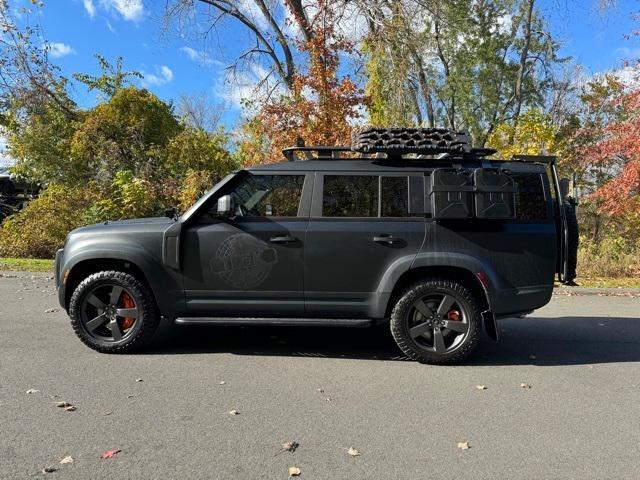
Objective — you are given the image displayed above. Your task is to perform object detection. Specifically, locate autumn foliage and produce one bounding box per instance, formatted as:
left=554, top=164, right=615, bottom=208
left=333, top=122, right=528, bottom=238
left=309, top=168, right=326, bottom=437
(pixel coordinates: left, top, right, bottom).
left=253, top=0, right=364, bottom=160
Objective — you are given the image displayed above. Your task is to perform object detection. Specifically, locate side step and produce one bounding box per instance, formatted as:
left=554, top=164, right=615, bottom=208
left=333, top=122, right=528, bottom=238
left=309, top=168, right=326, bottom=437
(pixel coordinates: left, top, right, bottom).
left=174, top=317, right=374, bottom=327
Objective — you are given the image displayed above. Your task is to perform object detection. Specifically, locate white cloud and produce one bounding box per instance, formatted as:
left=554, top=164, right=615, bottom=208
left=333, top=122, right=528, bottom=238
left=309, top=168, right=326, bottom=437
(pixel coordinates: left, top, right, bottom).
left=83, top=0, right=96, bottom=18
left=180, top=46, right=216, bottom=66
left=99, top=0, right=145, bottom=22
left=141, top=65, right=174, bottom=87
left=47, top=42, right=76, bottom=58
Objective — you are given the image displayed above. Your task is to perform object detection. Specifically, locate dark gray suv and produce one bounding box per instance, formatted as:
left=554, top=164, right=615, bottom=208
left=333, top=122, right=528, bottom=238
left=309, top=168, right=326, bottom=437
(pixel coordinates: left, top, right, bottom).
left=55, top=128, right=576, bottom=364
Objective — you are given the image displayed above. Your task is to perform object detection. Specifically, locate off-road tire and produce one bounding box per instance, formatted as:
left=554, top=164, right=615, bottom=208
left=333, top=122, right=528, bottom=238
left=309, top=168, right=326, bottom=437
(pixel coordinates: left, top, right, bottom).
left=390, top=279, right=481, bottom=365
left=69, top=270, right=160, bottom=353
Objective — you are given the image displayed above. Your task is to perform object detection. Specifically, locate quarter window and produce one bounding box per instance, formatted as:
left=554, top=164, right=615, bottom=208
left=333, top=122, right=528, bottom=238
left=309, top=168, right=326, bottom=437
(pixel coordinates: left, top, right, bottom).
left=322, top=175, right=378, bottom=217
left=229, top=174, right=304, bottom=217
left=381, top=176, right=409, bottom=217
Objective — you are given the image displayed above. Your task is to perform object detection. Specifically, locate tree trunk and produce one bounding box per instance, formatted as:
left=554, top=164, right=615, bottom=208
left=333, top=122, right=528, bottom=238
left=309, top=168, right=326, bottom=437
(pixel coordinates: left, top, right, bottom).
left=512, top=0, right=534, bottom=128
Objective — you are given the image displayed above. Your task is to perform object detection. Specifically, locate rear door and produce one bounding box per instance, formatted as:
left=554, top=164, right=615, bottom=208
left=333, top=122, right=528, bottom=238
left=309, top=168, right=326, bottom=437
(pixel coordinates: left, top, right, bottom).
left=181, top=172, right=311, bottom=317
left=304, top=172, right=426, bottom=317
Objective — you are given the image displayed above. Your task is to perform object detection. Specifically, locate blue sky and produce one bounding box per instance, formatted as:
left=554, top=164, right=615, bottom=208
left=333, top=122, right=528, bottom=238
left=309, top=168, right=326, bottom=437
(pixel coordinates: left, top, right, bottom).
left=9, top=0, right=640, bottom=128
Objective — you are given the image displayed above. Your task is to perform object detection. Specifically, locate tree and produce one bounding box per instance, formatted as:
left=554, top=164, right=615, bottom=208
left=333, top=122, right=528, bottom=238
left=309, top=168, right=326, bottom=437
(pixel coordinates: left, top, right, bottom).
left=248, top=0, right=364, bottom=160
left=73, top=55, right=143, bottom=99
left=487, top=108, right=559, bottom=158
left=356, top=0, right=564, bottom=145
left=70, top=86, right=182, bottom=183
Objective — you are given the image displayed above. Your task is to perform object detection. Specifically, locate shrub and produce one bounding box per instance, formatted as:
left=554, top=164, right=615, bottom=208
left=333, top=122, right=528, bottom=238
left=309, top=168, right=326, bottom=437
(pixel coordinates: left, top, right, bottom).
left=0, top=184, right=99, bottom=258
left=577, top=236, right=640, bottom=279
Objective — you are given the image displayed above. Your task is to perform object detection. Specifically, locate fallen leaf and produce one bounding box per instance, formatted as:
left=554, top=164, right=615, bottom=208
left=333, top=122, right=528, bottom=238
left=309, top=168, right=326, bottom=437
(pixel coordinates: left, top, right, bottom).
left=325, top=397, right=332, bottom=402
left=475, top=385, right=487, bottom=390
left=135, top=378, right=143, bottom=383
left=288, top=466, right=301, bottom=477
left=520, top=383, right=531, bottom=389
left=347, top=447, right=360, bottom=456
left=229, top=410, right=240, bottom=415
left=104, top=411, right=113, bottom=416
left=126, top=394, right=136, bottom=399
left=56, top=401, right=76, bottom=410
left=219, top=381, right=226, bottom=385
left=317, top=388, right=324, bottom=393
left=99, top=448, right=121, bottom=460
left=457, top=442, right=470, bottom=450
left=44, top=308, right=58, bottom=313
left=26, top=388, right=40, bottom=394
left=42, top=466, right=57, bottom=473
left=282, top=441, right=299, bottom=453
left=59, top=456, right=73, bottom=464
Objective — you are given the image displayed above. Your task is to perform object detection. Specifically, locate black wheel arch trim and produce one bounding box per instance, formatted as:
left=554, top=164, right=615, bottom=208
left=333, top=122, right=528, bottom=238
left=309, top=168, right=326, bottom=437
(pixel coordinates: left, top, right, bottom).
left=58, top=246, right=182, bottom=318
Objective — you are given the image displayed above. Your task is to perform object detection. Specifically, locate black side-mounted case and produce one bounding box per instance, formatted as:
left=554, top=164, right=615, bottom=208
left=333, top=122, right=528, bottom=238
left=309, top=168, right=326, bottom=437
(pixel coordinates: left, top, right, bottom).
left=473, top=168, right=516, bottom=219
left=430, top=169, right=475, bottom=219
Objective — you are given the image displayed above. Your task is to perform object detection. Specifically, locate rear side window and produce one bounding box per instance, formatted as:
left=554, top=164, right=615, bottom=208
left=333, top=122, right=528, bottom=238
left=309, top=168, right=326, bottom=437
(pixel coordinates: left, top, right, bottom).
left=323, top=175, right=378, bottom=217
left=512, top=173, right=547, bottom=221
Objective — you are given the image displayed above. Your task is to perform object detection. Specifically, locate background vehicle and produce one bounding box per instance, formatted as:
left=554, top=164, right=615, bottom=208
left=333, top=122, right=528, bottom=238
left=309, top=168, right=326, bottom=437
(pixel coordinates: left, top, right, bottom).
left=0, top=168, right=40, bottom=198
left=55, top=128, right=576, bottom=364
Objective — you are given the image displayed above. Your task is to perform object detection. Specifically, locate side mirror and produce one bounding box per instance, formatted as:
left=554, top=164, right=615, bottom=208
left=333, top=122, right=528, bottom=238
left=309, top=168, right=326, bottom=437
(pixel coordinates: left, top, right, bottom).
left=164, top=207, right=177, bottom=219
left=217, top=194, right=235, bottom=217
left=559, top=178, right=570, bottom=200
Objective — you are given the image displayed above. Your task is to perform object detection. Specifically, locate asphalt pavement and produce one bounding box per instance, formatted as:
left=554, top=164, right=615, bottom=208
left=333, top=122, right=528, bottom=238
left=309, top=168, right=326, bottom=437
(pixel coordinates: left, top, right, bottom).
left=1, top=272, right=640, bottom=479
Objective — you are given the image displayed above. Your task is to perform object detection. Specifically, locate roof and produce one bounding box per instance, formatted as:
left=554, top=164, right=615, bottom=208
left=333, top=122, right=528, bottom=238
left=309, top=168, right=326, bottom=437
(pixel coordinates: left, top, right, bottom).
left=248, top=158, right=547, bottom=174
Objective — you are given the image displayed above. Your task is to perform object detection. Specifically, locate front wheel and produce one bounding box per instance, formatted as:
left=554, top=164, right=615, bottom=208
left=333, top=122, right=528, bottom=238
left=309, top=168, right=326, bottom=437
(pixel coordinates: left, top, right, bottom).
left=69, top=271, right=160, bottom=353
left=390, top=279, right=481, bottom=364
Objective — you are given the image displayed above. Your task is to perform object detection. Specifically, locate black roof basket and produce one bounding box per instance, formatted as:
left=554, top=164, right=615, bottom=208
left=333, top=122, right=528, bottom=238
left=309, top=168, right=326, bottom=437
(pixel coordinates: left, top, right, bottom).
left=281, top=127, right=553, bottom=163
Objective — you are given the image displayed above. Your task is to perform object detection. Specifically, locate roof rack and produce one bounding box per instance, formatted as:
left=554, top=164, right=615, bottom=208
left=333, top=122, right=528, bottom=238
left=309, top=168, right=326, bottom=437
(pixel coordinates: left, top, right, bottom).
left=280, top=128, right=555, bottom=163
left=283, top=146, right=351, bottom=162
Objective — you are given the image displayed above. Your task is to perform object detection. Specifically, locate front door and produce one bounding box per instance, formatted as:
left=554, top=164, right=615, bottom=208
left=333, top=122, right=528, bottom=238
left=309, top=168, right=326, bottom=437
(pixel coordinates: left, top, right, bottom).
left=182, top=172, right=310, bottom=317
left=304, top=173, right=426, bottom=317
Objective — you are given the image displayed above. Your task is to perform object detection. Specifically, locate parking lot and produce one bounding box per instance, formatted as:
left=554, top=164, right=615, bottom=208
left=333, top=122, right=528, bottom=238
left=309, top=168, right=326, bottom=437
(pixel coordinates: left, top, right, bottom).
left=1, top=271, right=640, bottom=479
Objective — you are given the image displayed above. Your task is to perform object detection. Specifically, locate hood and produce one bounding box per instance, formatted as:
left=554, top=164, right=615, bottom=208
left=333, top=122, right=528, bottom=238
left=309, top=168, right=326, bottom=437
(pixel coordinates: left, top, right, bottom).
left=70, top=216, right=175, bottom=236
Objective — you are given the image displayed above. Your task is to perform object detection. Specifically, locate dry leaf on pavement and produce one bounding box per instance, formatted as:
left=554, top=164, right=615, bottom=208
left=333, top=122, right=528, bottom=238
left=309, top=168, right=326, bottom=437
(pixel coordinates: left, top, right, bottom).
left=26, top=389, right=40, bottom=394
left=229, top=409, right=240, bottom=415
left=520, top=383, right=531, bottom=389
left=347, top=447, right=360, bottom=456
left=288, top=466, right=301, bottom=476
left=457, top=442, right=470, bottom=450
left=135, top=378, right=143, bottom=382
left=42, top=466, right=57, bottom=473
left=475, top=385, right=487, bottom=390
left=219, top=381, right=226, bottom=385
left=100, top=448, right=121, bottom=460
left=59, top=456, right=73, bottom=464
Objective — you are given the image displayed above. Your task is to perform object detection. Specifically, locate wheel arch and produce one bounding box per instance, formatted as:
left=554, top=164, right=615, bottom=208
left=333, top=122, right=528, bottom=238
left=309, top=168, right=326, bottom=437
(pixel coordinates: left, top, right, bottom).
left=384, top=265, right=491, bottom=319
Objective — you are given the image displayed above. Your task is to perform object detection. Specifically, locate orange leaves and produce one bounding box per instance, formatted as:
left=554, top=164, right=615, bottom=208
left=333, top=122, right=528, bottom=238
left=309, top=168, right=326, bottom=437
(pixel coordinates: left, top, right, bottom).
left=250, top=0, right=364, bottom=163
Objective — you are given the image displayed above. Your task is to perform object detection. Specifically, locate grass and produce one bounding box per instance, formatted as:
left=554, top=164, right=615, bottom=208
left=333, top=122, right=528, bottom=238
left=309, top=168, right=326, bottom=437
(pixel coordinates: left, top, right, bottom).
left=1, top=256, right=639, bottom=288
left=0, top=257, right=54, bottom=272
left=572, top=277, right=640, bottom=289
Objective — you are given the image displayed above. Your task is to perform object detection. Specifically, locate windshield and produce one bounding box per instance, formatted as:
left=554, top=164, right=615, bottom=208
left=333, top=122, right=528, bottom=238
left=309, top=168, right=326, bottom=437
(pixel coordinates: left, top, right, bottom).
left=180, top=172, right=241, bottom=221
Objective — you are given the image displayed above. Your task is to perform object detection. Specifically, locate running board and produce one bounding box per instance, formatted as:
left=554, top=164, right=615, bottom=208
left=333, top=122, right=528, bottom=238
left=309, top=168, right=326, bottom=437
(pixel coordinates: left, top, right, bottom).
left=174, top=317, right=374, bottom=327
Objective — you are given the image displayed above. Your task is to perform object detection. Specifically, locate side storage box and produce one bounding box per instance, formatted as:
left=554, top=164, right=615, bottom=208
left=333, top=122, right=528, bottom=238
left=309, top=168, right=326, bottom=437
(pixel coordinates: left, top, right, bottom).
left=473, top=168, right=516, bottom=219
left=430, top=168, right=474, bottom=219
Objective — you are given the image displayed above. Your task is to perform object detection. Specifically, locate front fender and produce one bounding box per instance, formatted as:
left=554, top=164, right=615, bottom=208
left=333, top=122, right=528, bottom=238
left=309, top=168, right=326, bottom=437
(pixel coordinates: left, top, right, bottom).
left=58, top=240, right=182, bottom=317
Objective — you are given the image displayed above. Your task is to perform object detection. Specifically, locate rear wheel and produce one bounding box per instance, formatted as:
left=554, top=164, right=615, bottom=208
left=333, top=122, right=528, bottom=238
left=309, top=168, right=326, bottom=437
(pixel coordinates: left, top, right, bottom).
left=390, top=279, right=481, bottom=364
left=69, top=271, right=160, bottom=353
left=0, top=181, right=15, bottom=197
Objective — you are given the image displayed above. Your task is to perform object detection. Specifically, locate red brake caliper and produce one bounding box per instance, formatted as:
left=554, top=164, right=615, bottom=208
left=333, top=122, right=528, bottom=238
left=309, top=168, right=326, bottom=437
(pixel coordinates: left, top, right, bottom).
left=447, top=310, right=461, bottom=321
left=120, top=293, right=136, bottom=330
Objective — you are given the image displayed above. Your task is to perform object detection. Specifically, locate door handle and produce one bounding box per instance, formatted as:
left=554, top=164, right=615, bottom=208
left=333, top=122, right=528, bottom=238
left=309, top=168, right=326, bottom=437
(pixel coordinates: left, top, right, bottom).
left=373, top=235, right=403, bottom=245
left=269, top=235, right=297, bottom=243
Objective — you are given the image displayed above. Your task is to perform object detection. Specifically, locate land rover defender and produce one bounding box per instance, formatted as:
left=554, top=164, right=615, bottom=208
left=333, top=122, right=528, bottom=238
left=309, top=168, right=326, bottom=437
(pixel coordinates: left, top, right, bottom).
left=55, top=128, right=577, bottom=364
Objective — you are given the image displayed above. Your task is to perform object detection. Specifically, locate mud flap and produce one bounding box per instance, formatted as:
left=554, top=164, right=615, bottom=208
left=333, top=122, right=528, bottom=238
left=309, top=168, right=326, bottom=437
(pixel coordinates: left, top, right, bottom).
left=482, top=310, right=499, bottom=342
